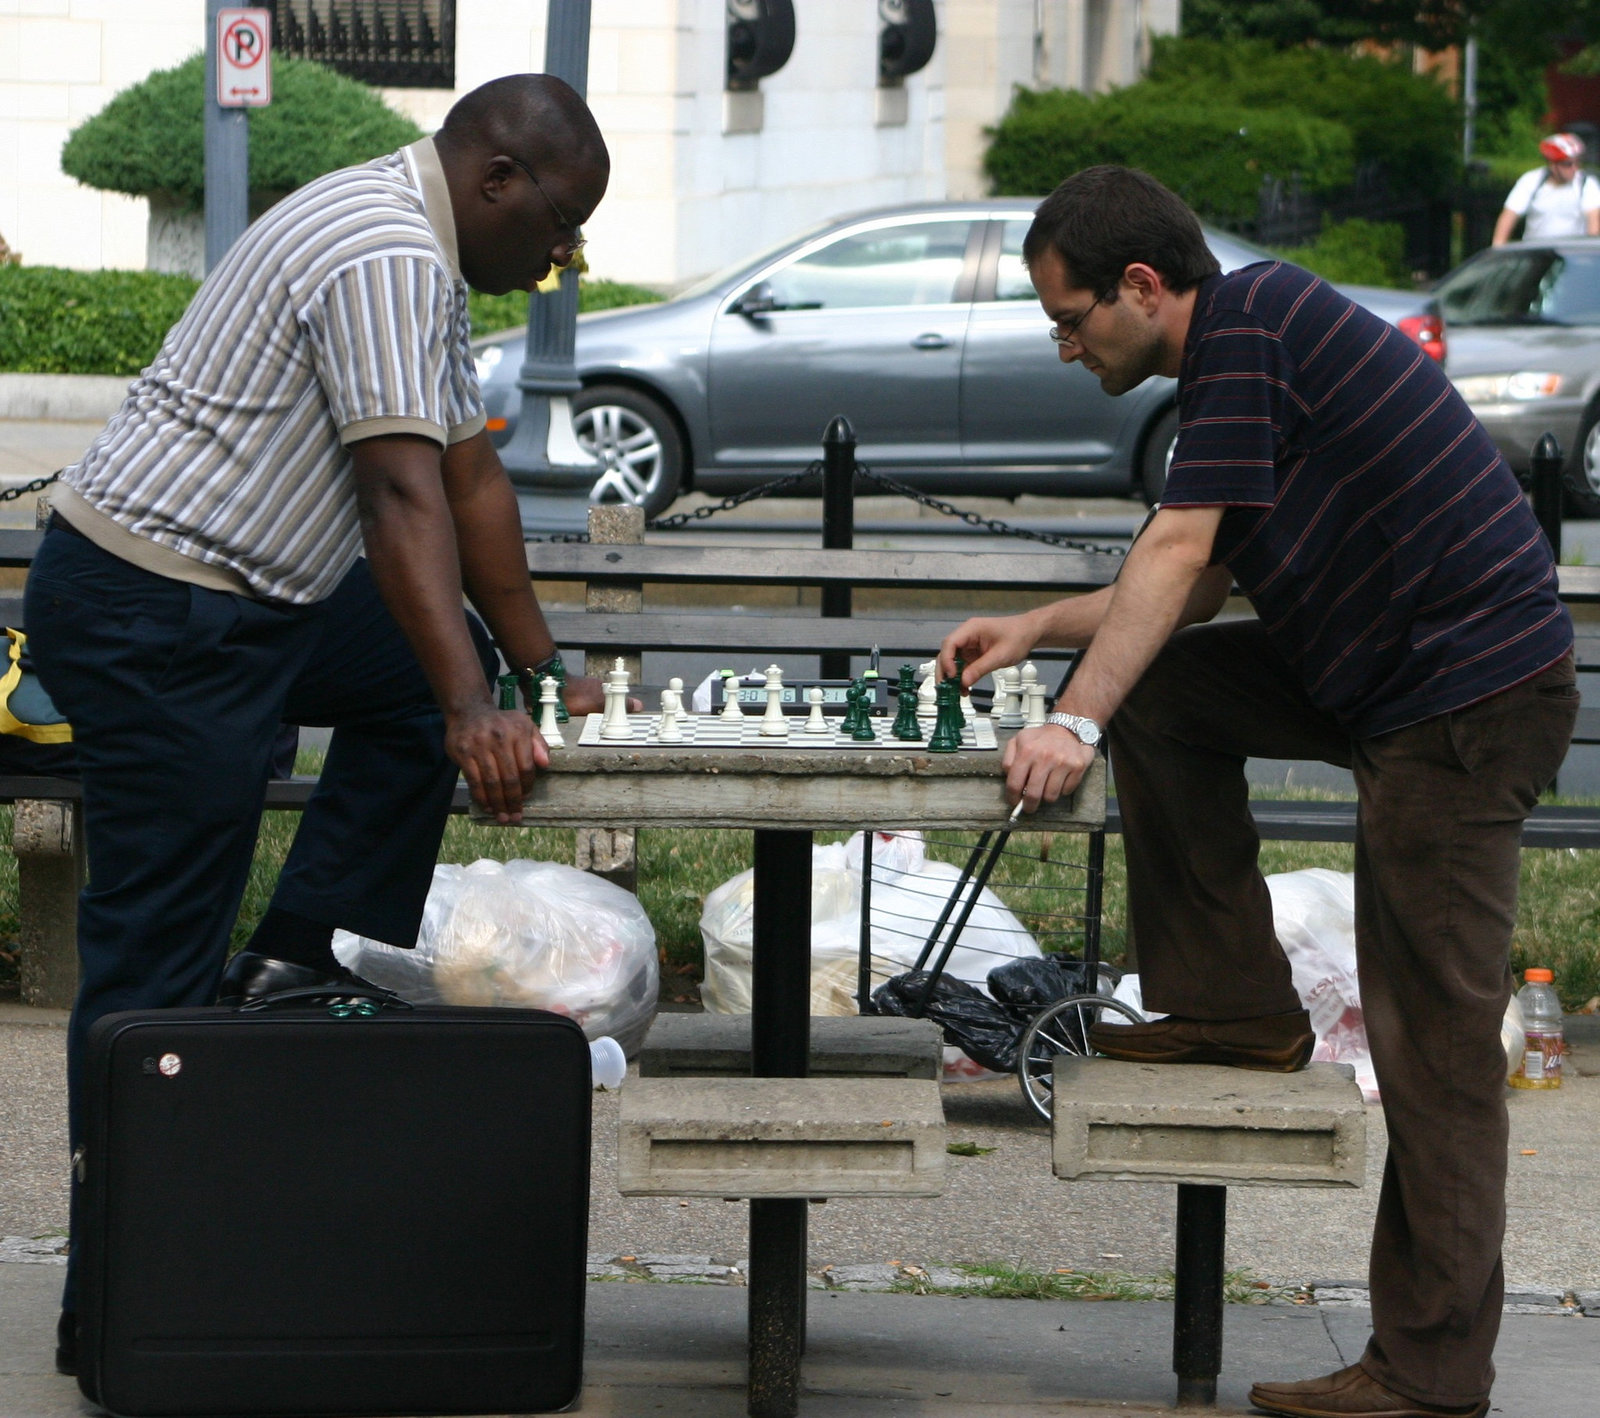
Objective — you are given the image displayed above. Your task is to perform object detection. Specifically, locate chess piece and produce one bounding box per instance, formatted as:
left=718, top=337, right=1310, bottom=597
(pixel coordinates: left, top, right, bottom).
left=804, top=685, right=830, bottom=734
left=720, top=669, right=743, bottom=719
left=850, top=679, right=876, bottom=742
left=916, top=660, right=938, bottom=722
left=548, top=654, right=570, bottom=724
left=1024, top=678, right=1050, bottom=730
left=538, top=675, right=564, bottom=749
left=928, top=678, right=963, bottom=752
left=996, top=666, right=1025, bottom=728
left=496, top=673, right=519, bottom=712
left=760, top=664, right=789, bottom=737
left=657, top=679, right=684, bottom=742
left=600, top=657, right=633, bottom=740
left=890, top=666, right=922, bottom=741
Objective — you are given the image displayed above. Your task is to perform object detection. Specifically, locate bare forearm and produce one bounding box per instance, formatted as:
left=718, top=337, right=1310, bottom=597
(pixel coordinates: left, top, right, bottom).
left=1492, top=209, right=1516, bottom=246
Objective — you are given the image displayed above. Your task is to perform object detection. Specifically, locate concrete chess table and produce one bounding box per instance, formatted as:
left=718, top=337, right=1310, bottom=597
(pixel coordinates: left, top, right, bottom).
left=478, top=731, right=1106, bottom=1418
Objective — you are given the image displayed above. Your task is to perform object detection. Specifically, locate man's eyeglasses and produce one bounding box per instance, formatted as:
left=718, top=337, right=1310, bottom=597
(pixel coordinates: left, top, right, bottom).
left=1048, top=292, right=1108, bottom=349
left=509, top=157, right=586, bottom=267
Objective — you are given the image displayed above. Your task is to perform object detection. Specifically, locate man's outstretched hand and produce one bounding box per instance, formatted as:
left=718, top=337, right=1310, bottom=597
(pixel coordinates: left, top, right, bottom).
left=938, top=611, right=1041, bottom=689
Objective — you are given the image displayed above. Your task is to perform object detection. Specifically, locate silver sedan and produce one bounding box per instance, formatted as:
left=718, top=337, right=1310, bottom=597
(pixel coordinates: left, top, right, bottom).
left=474, top=201, right=1442, bottom=516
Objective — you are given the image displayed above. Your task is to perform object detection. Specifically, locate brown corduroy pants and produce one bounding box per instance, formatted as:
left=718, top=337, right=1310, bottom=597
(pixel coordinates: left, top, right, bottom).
left=1108, top=619, right=1576, bottom=1407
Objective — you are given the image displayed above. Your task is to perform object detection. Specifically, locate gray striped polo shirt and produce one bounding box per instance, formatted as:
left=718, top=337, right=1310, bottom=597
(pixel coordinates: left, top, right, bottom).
left=56, top=138, right=485, bottom=605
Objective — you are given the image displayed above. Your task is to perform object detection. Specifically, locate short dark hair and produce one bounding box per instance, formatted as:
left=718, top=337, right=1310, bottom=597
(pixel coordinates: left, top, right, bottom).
left=1022, top=166, right=1219, bottom=299
left=438, top=74, right=609, bottom=181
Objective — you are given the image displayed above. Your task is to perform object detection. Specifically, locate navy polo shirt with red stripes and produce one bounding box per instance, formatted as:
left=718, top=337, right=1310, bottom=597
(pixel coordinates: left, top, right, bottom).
left=1161, top=261, right=1572, bottom=738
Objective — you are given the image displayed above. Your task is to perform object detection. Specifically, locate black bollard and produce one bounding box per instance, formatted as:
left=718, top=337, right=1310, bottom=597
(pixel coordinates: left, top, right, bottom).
left=1530, top=432, right=1563, bottom=564
left=821, top=417, right=856, bottom=680
left=1173, top=1183, right=1227, bottom=1407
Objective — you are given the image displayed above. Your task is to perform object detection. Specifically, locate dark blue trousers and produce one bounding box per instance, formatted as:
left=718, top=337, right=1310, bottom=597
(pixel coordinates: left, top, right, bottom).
left=24, top=521, right=494, bottom=1311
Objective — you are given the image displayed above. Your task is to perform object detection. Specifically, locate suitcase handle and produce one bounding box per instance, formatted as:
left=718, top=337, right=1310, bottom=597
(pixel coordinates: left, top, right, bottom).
left=234, top=984, right=413, bottom=1015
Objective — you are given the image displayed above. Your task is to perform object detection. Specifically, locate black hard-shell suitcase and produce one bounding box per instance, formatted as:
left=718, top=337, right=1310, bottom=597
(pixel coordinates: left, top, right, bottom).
left=77, top=1003, right=591, bottom=1416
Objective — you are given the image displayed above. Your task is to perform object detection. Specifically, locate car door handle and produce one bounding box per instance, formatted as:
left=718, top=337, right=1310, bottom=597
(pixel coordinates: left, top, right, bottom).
left=911, top=332, right=950, bottom=350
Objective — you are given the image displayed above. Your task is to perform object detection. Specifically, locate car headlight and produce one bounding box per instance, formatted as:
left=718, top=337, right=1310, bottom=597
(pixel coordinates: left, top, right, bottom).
left=1452, top=372, right=1564, bottom=402
left=473, top=344, right=505, bottom=382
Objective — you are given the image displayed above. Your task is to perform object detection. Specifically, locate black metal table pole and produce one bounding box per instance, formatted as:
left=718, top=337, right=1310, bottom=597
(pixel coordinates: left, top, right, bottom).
left=820, top=417, right=855, bottom=680
left=1530, top=431, right=1563, bottom=564
left=748, top=829, right=813, bottom=1418
left=1172, top=1183, right=1227, bottom=1406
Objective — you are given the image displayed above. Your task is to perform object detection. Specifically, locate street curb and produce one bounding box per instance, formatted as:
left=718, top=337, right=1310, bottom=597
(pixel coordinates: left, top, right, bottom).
left=0, top=374, right=129, bottom=422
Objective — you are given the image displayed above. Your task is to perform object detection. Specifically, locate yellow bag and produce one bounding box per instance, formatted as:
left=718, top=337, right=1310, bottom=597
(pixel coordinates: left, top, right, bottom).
left=0, top=627, right=71, bottom=743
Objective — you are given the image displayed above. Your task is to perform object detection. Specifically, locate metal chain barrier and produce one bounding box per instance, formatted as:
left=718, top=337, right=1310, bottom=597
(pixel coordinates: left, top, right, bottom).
left=0, top=470, right=62, bottom=504
left=529, top=463, right=825, bottom=542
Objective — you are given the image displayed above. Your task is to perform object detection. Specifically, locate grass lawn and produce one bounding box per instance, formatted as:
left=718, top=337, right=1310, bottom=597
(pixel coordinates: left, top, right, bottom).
left=2, top=778, right=1597, bottom=1011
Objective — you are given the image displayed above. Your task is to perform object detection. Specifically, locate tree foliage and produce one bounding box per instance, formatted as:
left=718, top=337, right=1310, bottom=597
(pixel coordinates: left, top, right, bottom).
left=61, top=53, right=422, bottom=210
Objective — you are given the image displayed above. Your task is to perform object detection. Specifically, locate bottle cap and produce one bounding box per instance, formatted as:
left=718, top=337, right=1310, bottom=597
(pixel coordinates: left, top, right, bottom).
left=1524, top=967, right=1554, bottom=984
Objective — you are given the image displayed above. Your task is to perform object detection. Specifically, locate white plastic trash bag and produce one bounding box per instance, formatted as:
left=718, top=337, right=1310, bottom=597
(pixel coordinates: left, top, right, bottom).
left=333, top=859, right=659, bottom=1056
left=698, top=831, right=1041, bottom=1021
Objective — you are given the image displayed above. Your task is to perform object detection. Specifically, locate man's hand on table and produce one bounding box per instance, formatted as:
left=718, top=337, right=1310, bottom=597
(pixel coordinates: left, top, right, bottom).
left=561, top=674, right=638, bottom=716
left=1003, top=724, right=1094, bottom=816
left=448, top=701, right=549, bottom=824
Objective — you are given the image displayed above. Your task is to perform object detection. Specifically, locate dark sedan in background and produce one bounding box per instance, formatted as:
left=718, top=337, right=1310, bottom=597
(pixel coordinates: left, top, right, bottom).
left=475, top=201, right=1444, bottom=516
left=1439, top=237, right=1600, bottom=516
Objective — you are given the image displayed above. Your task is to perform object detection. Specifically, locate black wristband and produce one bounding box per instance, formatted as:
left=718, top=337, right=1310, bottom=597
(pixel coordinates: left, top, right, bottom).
left=520, top=652, right=562, bottom=684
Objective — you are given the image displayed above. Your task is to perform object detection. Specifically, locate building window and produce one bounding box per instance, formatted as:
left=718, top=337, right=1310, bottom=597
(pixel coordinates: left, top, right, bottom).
left=266, top=2, right=455, bottom=89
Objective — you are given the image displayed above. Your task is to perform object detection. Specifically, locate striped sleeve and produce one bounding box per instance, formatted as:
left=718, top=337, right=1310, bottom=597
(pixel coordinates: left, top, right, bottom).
left=444, top=280, right=487, bottom=444
left=1165, top=312, right=1303, bottom=509
left=301, top=255, right=458, bottom=447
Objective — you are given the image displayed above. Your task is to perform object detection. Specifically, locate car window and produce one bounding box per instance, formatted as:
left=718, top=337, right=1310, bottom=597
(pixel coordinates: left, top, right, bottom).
left=1434, top=250, right=1600, bottom=327
left=990, top=218, right=1275, bottom=303
left=764, top=221, right=971, bottom=310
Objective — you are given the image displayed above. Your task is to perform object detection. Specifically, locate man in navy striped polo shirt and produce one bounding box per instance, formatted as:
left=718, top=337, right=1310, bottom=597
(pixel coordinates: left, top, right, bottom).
left=940, top=167, right=1575, bottom=1418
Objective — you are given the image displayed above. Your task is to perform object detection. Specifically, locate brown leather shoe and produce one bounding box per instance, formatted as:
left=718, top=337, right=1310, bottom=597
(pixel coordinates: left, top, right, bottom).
left=1249, top=1363, right=1488, bottom=1417
left=1087, top=1008, right=1314, bottom=1072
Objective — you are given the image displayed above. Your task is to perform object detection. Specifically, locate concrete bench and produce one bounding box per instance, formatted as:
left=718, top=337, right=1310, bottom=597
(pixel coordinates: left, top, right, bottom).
left=1053, top=1058, right=1365, bottom=1408
left=638, top=1013, right=943, bottom=1080
left=617, top=1076, right=946, bottom=1199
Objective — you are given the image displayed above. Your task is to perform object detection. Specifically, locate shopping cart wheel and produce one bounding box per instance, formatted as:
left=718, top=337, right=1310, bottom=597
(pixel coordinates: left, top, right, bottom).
left=1016, top=994, right=1145, bottom=1123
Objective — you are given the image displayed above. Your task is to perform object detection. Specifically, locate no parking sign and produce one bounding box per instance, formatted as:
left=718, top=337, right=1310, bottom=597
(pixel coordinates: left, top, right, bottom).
left=217, top=7, right=272, bottom=107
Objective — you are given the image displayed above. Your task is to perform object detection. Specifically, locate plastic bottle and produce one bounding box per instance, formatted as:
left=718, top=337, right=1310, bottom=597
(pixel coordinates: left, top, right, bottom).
left=589, top=1036, right=627, bottom=1091
left=1508, top=968, right=1564, bottom=1090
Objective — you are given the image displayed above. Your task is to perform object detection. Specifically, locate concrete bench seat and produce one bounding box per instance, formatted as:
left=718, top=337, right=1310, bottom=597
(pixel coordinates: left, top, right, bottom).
left=638, top=1013, right=943, bottom=1080
left=617, top=1076, right=946, bottom=1199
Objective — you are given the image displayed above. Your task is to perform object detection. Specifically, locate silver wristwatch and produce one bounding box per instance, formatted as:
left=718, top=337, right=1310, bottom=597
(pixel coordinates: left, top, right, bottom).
left=1044, top=712, right=1102, bottom=748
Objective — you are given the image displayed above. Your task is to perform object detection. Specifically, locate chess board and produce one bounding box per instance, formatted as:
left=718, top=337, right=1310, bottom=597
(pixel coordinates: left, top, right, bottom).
left=574, top=712, right=998, bottom=751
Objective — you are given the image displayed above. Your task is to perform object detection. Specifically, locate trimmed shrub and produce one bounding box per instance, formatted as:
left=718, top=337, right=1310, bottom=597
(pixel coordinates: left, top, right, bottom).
left=1273, top=218, right=1411, bottom=290
left=61, top=53, right=422, bottom=209
left=0, top=268, right=664, bottom=375
left=985, top=85, right=1353, bottom=223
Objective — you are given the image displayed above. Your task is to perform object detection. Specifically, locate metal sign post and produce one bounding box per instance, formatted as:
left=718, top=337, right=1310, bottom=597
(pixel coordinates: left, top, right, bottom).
left=206, top=4, right=272, bottom=274
left=499, top=0, right=602, bottom=536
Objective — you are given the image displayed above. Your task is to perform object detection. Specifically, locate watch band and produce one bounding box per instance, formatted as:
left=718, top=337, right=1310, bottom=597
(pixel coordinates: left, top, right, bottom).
left=1043, top=712, right=1102, bottom=747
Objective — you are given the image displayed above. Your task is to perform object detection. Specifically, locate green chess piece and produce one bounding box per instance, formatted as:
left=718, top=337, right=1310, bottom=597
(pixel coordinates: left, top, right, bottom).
left=851, top=685, right=877, bottom=742
left=842, top=680, right=865, bottom=736
left=928, top=678, right=963, bottom=752
left=942, top=673, right=966, bottom=731
left=548, top=655, right=569, bottom=723
left=496, top=673, right=520, bottom=712
left=890, top=668, right=922, bottom=741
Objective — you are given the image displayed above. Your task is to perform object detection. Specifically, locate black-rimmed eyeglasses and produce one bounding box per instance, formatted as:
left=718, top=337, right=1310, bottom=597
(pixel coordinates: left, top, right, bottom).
left=509, top=156, right=587, bottom=267
left=1048, top=293, right=1108, bottom=348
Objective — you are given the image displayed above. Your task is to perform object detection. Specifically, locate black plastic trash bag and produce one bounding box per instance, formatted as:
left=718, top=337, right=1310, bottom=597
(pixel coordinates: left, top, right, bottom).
left=872, top=970, right=1022, bottom=1074
left=986, top=955, right=1107, bottom=1011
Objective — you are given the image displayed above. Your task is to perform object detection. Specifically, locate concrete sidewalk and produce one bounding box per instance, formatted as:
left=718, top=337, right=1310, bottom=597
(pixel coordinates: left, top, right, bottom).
left=3, top=1006, right=1597, bottom=1414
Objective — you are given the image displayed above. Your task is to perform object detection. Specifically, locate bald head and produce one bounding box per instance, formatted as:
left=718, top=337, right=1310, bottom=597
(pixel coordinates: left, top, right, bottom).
left=434, top=74, right=610, bottom=296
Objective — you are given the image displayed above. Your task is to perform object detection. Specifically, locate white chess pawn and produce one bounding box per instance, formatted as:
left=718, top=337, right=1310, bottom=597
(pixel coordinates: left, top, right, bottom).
left=720, top=670, right=743, bottom=719
left=916, top=659, right=938, bottom=721
left=959, top=683, right=976, bottom=722
left=656, top=680, right=684, bottom=742
left=538, top=674, right=564, bottom=749
left=760, top=663, right=789, bottom=737
left=997, top=665, right=1025, bottom=728
left=804, top=685, right=829, bottom=734
left=600, top=657, right=633, bottom=740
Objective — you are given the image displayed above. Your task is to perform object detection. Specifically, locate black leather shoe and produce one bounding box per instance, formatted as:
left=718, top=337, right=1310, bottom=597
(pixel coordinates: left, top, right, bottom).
left=215, top=952, right=397, bottom=1008
left=1088, top=1008, right=1315, bottom=1072
left=55, top=1309, right=76, bottom=1376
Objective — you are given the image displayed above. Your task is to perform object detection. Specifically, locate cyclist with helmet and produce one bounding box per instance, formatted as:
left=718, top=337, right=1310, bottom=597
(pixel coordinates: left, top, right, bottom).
left=1492, top=132, right=1600, bottom=244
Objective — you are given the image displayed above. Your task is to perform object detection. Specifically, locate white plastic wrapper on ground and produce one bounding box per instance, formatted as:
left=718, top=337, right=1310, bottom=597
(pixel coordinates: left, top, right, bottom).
left=697, top=830, right=1040, bottom=1079
left=333, top=858, right=659, bottom=1056
left=1110, top=867, right=1527, bottom=1104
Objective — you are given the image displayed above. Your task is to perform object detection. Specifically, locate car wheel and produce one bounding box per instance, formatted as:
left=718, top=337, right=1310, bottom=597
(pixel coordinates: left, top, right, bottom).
left=1564, top=402, right=1600, bottom=519
left=1138, top=405, right=1179, bottom=505
left=571, top=384, right=685, bottom=518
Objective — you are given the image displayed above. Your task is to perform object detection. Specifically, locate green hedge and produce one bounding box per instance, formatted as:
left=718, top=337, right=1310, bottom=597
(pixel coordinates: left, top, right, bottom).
left=61, top=53, right=422, bottom=208
left=1273, top=218, right=1412, bottom=290
left=985, top=85, right=1353, bottom=223
left=0, top=267, right=664, bottom=375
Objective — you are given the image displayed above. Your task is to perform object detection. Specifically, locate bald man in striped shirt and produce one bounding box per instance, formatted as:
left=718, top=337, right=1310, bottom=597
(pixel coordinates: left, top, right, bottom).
left=940, top=168, right=1574, bottom=1418
left=28, top=75, right=615, bottom=1372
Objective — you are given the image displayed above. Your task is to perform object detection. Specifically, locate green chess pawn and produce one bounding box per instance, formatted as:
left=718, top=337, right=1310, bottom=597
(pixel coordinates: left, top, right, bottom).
left=890, top=669, right=922, bottom=741
left=842, top=680, right=865, bottom=736
left=496, top=673, right=520, bottom=712
left=851, top=685, right=877, bottom=742
left=928, top=678, right=963, bottom=752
